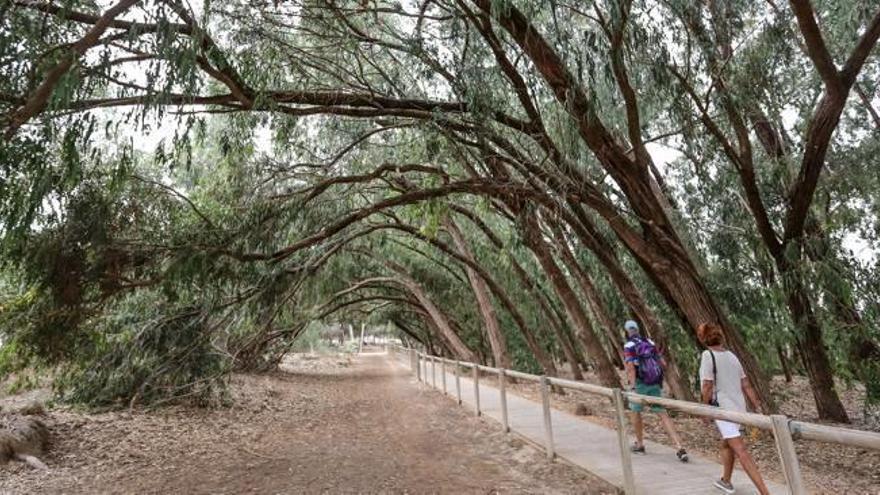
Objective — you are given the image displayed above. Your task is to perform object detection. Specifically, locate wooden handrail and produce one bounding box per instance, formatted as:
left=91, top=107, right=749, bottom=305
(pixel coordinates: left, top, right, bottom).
left=393, top=345, right=880, bottom=451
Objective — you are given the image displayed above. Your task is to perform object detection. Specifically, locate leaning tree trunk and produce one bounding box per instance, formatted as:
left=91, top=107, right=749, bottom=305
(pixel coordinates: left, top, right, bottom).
left=444, top=218, right=511, bottom=369
left=546, top=219, right=625, bottom=369
left=521, top=212, right=620, bottom=388
left=509, top=256, right=584, bottom=380
left=387, top=268, right=478, bottom=363
left=470, top=0, right=765, bottom=406
left=631, top=244, right=774, bottom=409
left=566, top=204, right=694, bottom=400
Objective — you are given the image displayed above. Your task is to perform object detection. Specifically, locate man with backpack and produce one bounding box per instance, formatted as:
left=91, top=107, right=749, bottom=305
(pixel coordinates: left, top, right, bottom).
left=623, top=320, right=689, bottom=462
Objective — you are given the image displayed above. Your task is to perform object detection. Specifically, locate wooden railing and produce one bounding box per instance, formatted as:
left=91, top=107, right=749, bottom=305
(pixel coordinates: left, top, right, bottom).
left=386, top=344, right=880, bottom=495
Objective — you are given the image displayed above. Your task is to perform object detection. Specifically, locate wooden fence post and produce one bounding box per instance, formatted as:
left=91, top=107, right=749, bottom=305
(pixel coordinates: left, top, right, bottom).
left=473, top=366, right=481, bottom=416
left=416, top=353, right=422, bottom=382
left=499, top=369, right=509, bottom=433
left=612, top=389, right=636, bottom=495
left=431, top=356, right=436, bottom=388
left=441, top=359, right=447, bottom=395
left=455, top=360, right=462, bottom=405
left=539, top=376, right=555, bottom=459
left=771, top=415, right=806, bottom=495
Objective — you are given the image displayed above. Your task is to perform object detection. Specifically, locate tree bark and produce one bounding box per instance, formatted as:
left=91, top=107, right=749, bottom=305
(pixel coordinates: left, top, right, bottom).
left=776, top=344, right=793, bottom=383
left=545, top=219, right=624, bottom=369
left=780, top=263, right=850, bottom=422
left=509, top=257, right=584, bottom=380
left=384, top=265, right=478, bottom=363
left=449, top=205, right=574, bottom=378
left=470, top=0, right=759, bottom=405
left=444, top=218, right=511, bottom=368
left=520, top=211, right=620, bottom=388
left=565, top=204, right=695, bottom=400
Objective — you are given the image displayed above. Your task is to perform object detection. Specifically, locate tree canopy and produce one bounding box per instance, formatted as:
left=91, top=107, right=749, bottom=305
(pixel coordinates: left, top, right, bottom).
left=1, top=0, right=878, bottom=422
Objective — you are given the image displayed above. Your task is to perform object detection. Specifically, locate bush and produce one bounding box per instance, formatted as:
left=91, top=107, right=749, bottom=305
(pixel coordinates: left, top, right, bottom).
left=53, top=294, right=232, bottom=409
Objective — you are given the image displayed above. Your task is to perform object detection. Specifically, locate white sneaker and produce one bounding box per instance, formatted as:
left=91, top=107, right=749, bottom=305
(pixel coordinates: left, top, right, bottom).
left=713, top=479, right=736, bottom=494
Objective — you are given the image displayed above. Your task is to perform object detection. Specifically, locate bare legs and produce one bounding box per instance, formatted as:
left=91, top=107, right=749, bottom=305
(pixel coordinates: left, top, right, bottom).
left=657, top=411, right=684, bottom=450
left=629, top=411, right=644, bottom=446
left=630, top=410, right=683, bottom=451
left=721, top=437, right=770, bottom=495
left=629, top=411, right=684, bottom=450
left=720, top=440, right=735, bottom=482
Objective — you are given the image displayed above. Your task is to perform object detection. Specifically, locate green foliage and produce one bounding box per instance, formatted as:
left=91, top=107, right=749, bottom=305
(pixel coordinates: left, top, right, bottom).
left=54, top=295, right=231, bottom=408
left=1, top=0, right=878, bottom=414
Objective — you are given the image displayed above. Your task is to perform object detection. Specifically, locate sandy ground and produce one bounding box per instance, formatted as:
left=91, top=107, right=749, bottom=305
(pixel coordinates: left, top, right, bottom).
left=0, top=353, right=612, bottom=494
left=507, top=372, right=880, bottom=494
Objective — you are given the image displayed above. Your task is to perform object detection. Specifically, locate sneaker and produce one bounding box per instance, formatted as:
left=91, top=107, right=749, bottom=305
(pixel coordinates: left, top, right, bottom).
left=630, top=443, right=645, bottom=454
left=676, top=448, right=689, bottom=462
left=713, top=478, right=735, bottom=494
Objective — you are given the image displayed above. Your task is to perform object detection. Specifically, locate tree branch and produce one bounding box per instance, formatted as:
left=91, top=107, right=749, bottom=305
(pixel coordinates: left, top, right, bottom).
left=4, top=0, right=140, bottom=137
left=788, top=0, right=841, bottom=91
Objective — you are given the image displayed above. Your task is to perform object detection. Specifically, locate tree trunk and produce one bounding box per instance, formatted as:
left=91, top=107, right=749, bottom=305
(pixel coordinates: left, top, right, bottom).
left=565, top=204, right=694, bottom=400
left=643, top=252, right=773, bottom=407
left=388, top=268, right=478, bottom=363
left=549, top=314, right=585, bottom=379
left=804, top=219, right=880, bottom=416
left=521, top=212, right=620, bottom=388
left=781, top=267, right=850, bottom=422
left=545, top=219, right=625, bottom=369
left=392, top=318, right=429, bottom=350
left=471, top=0, right=761, bottom=405
left=496, top=256, right=564, bottom=379
left=776, top=344, right=793, bottom=383
left=444, top=218, right=511, bottom=369
left=449, top=205, right=572, bottom=378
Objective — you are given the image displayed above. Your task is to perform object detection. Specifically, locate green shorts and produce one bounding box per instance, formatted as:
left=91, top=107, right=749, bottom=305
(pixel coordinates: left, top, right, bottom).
left=629, top=382, right=665, bottom=413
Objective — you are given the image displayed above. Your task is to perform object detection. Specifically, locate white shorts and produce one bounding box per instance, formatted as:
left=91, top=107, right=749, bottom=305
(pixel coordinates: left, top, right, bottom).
left=715, top=419, right=742, bottom=439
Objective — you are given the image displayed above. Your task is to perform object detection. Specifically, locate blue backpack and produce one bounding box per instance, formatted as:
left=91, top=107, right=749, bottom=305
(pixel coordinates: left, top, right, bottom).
left=633, top=337, right=664, bottom=385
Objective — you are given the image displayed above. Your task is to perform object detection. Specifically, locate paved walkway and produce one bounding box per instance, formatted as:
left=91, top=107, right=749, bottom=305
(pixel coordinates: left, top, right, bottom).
left=403, top=354, right=787, bottom=495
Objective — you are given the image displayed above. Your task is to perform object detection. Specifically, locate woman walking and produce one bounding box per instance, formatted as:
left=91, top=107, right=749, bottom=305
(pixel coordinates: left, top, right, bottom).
left=698, top=322, right=770, bottom=495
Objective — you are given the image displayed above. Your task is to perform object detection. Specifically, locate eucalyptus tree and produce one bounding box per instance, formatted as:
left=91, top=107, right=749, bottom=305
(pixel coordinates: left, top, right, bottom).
left=1, top=0, right=764, bottom=398
left=649, top=0, right=880, bottom=421
left=3, top=0, right=879, bottom=420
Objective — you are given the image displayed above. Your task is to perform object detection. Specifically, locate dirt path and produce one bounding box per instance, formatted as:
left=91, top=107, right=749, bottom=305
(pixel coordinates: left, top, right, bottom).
left=1, top=353, right=611, bottom=494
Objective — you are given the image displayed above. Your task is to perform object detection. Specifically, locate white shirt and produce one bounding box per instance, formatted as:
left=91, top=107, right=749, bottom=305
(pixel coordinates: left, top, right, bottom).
left=699, top=349, right=747, bottom=412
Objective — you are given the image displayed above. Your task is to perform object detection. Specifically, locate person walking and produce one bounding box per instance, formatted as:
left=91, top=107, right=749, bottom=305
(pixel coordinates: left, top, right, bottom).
left=698, top=322, right=770, bottom=495
left=623, top=320, right=688, bottom=462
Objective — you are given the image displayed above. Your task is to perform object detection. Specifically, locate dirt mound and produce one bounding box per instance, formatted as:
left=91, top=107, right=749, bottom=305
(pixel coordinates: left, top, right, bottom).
left=0, top=415, right=49, bottom=470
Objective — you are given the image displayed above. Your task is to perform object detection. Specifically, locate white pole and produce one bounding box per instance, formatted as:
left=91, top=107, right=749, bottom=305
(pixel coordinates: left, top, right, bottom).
left=540, top=376, right=555, bottom=459
left=473, top=367, right=481, bottom=416
left=455, top=360, right=462, bottom=404
left=499, top=369, right=509, bottom=433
